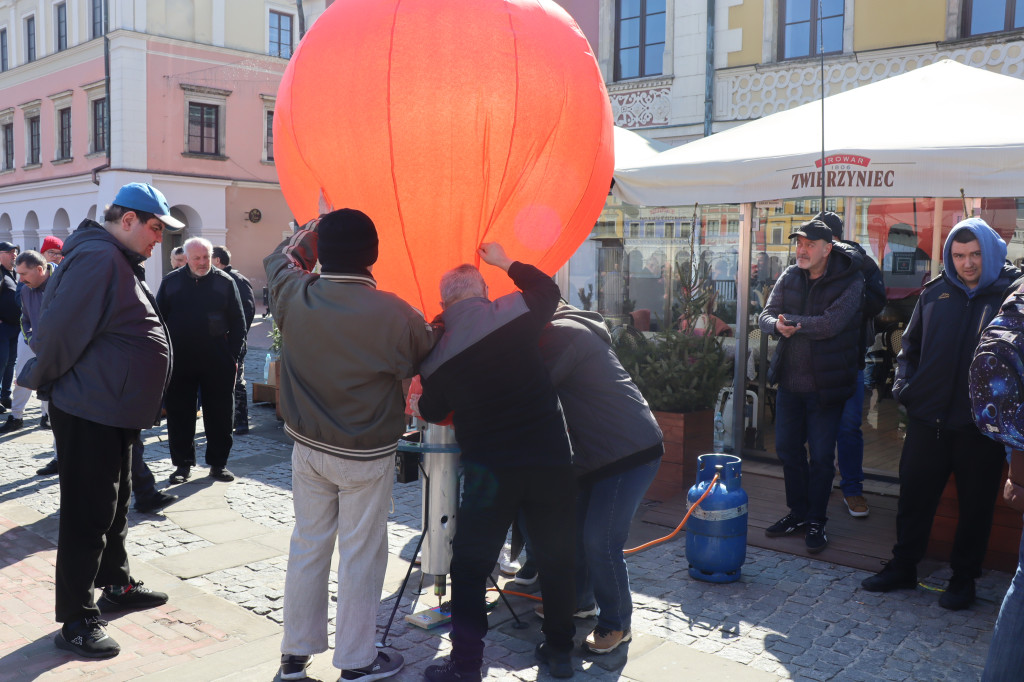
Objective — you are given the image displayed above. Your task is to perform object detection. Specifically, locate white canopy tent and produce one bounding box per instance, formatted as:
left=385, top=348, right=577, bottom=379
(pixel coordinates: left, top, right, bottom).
left=612, top=60, right=1024, bottom=207
left=613, top=124, right=669, bottom=169
left=609, top=59, right=1024, bottom=452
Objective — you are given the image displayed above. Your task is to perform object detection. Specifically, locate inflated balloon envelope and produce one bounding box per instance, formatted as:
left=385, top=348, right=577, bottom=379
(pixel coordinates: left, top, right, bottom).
left=274, top=0, right=614, bottom=319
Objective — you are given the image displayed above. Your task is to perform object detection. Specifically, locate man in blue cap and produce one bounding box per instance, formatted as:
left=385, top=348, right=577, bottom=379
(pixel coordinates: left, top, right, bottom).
left=19, top=182, right=184, bottom=659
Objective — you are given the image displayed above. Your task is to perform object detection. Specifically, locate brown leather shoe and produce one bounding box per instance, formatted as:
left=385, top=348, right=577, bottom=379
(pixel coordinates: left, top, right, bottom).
left=844, top=495, right=870, bottom=517
left=585, top=627, right=632, bottom=654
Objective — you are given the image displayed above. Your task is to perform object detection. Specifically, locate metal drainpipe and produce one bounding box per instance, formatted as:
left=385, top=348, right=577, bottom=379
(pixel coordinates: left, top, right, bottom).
left=704, top=0, right=716, bottom=138
left=92, top=0, right=111, bottom=185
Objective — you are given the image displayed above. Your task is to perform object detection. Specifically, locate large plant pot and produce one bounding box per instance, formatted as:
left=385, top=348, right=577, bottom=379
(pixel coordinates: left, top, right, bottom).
left=646, top=409, right=714, bottom=502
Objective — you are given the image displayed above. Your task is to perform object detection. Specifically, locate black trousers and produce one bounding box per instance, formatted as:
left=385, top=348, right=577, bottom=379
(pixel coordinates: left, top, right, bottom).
left=892, top=419, right=1006, bottom=577
left=450, top=462, right=576, bottom=671
left=166, top=350, right=236, bottom=469
left=0, top=331, right=16, bottom=401
left=233, top=344, right=248, bottom=429
left=50, top=403, right=133, bottom=623
left=131, top=434, right=160, bottom=502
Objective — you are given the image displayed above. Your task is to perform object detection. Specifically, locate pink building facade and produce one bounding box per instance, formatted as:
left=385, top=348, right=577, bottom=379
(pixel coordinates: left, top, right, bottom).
left=0, top=0, right=331, bottom=292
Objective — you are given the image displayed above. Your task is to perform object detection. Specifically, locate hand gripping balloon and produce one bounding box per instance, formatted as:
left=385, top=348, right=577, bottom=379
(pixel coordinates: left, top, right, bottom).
left=274, top=0, right=614, bottom=319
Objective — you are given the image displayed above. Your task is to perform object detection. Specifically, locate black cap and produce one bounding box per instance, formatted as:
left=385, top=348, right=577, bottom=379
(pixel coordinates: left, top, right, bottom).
left=814, top=211, right=843, bottom=240
left=0, top=241, right=17, bottom=252
left=789, top=219, right=833, bottom=242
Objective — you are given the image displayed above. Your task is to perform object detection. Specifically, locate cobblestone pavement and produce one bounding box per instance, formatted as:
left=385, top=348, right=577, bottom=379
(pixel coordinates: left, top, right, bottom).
left=0, top=330, right=1012, bottom=680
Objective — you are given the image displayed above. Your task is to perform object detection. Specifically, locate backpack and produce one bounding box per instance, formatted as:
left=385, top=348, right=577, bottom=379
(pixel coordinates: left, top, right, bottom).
left=970, top=279, right=1024, bottom=449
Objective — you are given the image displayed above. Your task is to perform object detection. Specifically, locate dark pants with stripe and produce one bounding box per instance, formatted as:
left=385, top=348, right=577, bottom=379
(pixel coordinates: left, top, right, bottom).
left=50, top=403, right=133, bottom=622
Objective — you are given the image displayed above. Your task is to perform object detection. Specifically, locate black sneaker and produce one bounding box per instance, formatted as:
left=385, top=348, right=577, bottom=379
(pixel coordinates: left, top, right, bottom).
left=861, top=561, right=918, bottom=592
left=36, top=458, right=59, bottom=476
left=764, top=513, right=807, bottom=538
left=39, top=414, right=50, bottom=429
left=340, top=651, right=404, bottom=680
left=424, top=659, right=483, bottom=682
left=939, top=574, right=976, bottom=611
left=279, top=653, right=312, bottom=680
left=535, top=642, right=574, bottom=679
left=0, top=415, right=23, bottom=433
left=169, top=466, right=191, bottom=484
left=55, top=616, right=120, bottom=659
left=805, top=522, right=828, bottom=554
left=209, top=466, right=235, bottom=482
left=234, top=424, right=250, bottom=435
left=134, top=491, right=179, bottom=514
left=98, top=579, right=169, bottom=612
left=514, top=563, right=539, bottom=586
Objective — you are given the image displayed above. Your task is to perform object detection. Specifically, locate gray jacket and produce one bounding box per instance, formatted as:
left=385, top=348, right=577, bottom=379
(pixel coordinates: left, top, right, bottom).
left=538, top=305, right=663, bottom=478
left=19, top=261, right=55, bottom=342
left=18, top=220, right=171, bottom=430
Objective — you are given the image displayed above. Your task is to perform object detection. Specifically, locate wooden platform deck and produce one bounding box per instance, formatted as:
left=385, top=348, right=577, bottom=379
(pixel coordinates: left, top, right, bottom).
left=642, top=465, right=1023, bottom=574
left=642, top=471, right=895, bottom=573
left=647, top=471, right=897, bottom=569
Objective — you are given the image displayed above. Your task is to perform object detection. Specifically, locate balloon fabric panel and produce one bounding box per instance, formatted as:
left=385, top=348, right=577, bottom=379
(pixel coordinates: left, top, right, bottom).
left=274, top=0, right=613, bottom=319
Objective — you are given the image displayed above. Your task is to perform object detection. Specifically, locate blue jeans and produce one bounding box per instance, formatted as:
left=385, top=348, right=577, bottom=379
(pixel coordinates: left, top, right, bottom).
left=774, top=388, right=843, bottom=524
left=836, top=370, right=865, bottom=497
left=577, top=455, right=661, bottom=632
left=983, top=521, right=1024, bottom=681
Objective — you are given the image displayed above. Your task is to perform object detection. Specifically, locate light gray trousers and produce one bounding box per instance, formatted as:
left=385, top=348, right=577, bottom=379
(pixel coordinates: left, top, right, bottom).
left=281, top=442, right=392, bottom=670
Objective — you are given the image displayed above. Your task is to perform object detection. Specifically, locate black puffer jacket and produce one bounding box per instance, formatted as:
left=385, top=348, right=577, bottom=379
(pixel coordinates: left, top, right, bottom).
left=759, top=246, right=864, bottom=405
left=832, top=240, right=886, bottom=366
left=0, top=265, right=19, bottom=331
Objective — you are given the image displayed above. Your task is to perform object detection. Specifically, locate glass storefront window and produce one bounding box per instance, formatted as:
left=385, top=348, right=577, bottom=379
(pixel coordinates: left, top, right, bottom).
left=563, top=193, right=1024, bottom=477
left=569, top=195, right=744, bottom=334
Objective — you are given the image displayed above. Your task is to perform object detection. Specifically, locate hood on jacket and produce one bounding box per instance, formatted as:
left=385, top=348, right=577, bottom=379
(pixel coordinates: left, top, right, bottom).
left=550, top=302, right=611, bottom=344
left=64, top=219, right=147, bottom=267
left=942, top=217, right=1007, bottom=296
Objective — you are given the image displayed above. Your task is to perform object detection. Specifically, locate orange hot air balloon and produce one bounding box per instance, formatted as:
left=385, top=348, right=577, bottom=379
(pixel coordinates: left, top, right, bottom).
left=274, top=0, right=613, bottom=320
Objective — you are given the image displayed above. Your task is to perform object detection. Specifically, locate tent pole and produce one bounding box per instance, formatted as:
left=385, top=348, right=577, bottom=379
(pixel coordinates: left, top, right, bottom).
left=819, top=0, right=826, bottom=205
left=732, top=203, right=753, bottom=453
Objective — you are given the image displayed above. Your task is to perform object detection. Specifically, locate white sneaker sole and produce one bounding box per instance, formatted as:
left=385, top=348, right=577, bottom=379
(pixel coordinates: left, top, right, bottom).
left=844, top=501, right=870, bottom=518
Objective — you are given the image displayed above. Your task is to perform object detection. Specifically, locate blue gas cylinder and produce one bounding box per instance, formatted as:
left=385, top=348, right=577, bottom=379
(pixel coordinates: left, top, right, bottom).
left=685, top=453, right=748, bottom=583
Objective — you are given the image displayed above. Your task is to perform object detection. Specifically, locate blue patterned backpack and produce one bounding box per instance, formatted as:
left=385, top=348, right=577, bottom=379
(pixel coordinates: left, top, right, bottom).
left=970, top=281, right=1024, bottom=449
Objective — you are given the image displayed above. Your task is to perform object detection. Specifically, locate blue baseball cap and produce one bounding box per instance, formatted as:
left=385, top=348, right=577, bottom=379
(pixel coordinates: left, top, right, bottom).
left=112, top=183, right=185, bottom=231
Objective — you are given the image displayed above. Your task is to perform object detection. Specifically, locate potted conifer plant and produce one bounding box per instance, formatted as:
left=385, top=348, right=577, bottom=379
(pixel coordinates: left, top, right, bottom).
left=613, top=206, right=732, bottom=500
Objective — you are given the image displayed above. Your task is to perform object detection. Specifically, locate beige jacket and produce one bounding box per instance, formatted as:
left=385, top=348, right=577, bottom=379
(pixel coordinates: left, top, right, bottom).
left=264, top=224, right=436, bottom=459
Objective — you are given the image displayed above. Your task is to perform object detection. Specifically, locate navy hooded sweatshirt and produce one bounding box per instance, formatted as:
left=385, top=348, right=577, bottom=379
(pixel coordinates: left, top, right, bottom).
left=893, top=218, right=1020, bottom=429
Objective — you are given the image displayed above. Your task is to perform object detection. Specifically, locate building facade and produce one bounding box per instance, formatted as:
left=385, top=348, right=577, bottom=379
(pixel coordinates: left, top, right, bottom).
left=0, top=0, right=332, bottom=292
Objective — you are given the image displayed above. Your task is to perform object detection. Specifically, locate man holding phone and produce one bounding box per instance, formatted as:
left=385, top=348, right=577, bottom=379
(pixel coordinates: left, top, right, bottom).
left=757, top=219, right=864, bottom=554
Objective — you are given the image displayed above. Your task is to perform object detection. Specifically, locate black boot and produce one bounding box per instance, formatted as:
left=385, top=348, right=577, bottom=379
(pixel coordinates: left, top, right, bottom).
left=939, top=573, right=976, bottom=610
left=861, top=560, right=917, bottom=592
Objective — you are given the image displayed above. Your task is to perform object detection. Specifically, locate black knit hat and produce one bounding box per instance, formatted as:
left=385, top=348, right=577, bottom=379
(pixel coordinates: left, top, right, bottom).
left=317, top=209, right=379, bottom=274
left=814, top=211, right=844, bottom=240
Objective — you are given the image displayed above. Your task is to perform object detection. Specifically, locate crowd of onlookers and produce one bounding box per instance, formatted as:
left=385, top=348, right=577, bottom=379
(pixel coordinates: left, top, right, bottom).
left=6, top=184, right=1024, bottom=681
